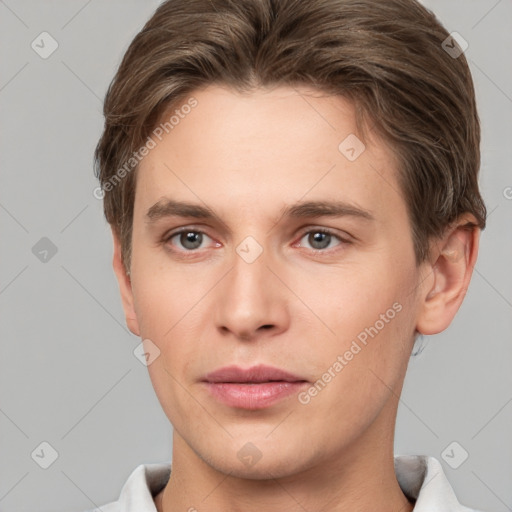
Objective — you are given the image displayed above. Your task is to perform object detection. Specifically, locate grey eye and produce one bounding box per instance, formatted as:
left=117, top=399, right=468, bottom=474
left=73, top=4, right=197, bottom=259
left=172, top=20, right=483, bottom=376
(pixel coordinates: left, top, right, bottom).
left=299, top=230, right=341, bottom=250
left=176, top=231, right=204, bottom=250
left=308, top=232, right=331, bottom=249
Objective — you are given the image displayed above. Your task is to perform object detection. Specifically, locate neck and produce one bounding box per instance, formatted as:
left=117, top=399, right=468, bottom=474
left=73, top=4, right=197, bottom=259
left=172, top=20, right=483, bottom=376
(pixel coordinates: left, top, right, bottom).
left=155, top=407, right=413, bottom=512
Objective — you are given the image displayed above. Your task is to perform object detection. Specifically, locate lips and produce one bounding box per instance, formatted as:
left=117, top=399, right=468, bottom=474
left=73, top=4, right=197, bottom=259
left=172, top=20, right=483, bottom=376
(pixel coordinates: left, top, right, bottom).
left=204, top=365, right=306, bottom=384
left=202, top=365, right=308, bottom=410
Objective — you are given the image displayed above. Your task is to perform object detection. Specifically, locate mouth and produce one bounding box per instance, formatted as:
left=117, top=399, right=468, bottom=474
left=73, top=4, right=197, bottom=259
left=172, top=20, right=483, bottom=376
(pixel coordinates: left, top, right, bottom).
left=202, top=365, right=309, bottom=410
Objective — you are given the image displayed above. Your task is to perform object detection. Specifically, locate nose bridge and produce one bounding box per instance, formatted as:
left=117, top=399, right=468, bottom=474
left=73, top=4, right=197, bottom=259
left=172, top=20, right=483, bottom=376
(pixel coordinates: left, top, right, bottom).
left=228, top=237, right=272, bottom=312
left=213, top=235, right=289, bottom=339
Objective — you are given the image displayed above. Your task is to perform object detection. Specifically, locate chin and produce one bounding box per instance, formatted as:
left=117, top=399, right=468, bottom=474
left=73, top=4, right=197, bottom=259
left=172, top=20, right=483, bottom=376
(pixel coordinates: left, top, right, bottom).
left=212, top=455, right=303, bottom=481
left=196, top=437, right=319, bottom=481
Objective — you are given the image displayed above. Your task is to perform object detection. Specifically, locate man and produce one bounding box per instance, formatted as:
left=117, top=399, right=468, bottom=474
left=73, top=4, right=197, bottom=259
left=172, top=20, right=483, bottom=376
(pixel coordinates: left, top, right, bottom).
left=92, top=0, right=487, bottom=510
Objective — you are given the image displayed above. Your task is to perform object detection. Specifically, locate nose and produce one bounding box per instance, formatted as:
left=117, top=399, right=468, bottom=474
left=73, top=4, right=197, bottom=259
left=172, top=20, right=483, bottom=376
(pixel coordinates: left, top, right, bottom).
left=213, top=244, right=290, bottom=342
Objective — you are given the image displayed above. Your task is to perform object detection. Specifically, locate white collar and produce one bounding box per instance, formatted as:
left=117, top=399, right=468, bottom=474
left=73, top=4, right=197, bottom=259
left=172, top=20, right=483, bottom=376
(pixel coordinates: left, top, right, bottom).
left=101, top=455, right=481, bottom=512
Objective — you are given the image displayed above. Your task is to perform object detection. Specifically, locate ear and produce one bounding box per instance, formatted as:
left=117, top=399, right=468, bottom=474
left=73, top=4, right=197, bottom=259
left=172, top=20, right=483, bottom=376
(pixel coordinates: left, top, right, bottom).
left=111, top=228, right=140, bottom=336
left=416, top=215, right=481, bottom=335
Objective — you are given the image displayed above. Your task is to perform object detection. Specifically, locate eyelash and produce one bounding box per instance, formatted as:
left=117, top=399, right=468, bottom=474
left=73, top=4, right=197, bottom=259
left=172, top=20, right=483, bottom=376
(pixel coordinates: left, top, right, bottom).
left=162, top=226, right=350, bottom=256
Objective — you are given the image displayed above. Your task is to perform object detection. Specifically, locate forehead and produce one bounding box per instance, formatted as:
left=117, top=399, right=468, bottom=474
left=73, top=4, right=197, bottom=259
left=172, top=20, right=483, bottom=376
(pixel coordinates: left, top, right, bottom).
left=134, top=84, right=403, bottom=221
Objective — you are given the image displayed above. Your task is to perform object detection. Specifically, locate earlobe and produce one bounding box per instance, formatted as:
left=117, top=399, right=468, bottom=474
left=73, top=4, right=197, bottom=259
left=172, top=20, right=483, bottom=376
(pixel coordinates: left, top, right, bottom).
left=416, top=217, right=480, bottom=336
left=111, top=229, right=140, bottom=337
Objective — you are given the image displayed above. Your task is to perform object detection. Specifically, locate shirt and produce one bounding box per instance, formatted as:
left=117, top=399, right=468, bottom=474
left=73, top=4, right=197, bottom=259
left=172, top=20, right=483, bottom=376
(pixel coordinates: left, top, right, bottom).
left=89, top=455, right=483, bottom=511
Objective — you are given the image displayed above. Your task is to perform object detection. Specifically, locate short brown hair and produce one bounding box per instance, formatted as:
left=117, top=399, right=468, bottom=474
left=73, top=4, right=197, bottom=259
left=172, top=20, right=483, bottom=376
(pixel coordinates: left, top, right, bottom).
left=95, top=0, right=486, bottom=272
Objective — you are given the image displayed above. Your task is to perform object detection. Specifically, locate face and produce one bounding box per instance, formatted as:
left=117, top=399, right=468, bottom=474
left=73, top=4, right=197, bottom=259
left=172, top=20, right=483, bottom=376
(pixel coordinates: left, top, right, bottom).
left=122, top=85, right=428, bottom=479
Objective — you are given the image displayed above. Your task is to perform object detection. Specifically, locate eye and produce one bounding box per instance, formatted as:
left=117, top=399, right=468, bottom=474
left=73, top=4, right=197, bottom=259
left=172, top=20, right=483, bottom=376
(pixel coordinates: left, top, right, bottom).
left=297, top=229, right=344, bottom=251
left=166, top=230, right=213, bottom=251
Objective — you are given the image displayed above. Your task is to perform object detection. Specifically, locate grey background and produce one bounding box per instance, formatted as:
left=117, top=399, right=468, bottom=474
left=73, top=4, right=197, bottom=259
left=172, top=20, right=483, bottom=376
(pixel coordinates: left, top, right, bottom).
left=0, top=1, right=511, bottom=511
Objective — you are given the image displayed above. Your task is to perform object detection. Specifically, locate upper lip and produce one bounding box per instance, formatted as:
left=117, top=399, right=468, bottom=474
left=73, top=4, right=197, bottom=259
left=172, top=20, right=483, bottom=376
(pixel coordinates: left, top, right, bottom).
left=203, top=365, right=307, bottom=383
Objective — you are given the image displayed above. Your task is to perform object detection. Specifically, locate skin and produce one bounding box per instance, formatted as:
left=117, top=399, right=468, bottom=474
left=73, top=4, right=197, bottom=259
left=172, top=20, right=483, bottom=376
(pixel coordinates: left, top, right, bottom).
left=112, top=85, right=480, bottom=512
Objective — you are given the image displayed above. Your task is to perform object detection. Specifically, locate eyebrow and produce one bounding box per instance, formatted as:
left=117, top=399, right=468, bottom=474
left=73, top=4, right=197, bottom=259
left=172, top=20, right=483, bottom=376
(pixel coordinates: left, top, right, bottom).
left=145, top=198, right=374, bottom=224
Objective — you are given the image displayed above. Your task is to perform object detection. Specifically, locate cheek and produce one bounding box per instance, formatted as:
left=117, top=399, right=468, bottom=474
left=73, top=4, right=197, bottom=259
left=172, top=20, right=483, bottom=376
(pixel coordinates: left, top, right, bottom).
left=130, top=266, right=211, bottom=378
left=299, top=259, right=405, bottom=330
left=298, top=294, right=416, bottom=437
left=133, top=271, right=203, bottom=421
left=302, top=255, right=418, bottom=376
left=131, top=262, right=198, bottom=337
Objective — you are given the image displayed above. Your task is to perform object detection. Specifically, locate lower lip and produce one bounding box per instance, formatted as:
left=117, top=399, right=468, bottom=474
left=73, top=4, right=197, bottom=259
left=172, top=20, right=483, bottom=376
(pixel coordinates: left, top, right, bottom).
left=204, top=382, right=307, bottom=410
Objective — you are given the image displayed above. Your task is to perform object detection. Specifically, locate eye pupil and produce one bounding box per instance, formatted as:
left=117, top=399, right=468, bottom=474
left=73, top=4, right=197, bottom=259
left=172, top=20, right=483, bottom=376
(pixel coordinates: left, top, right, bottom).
left=181, top=231, right=202, bottom=249
left=309, top=232, right=331, bottom=249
